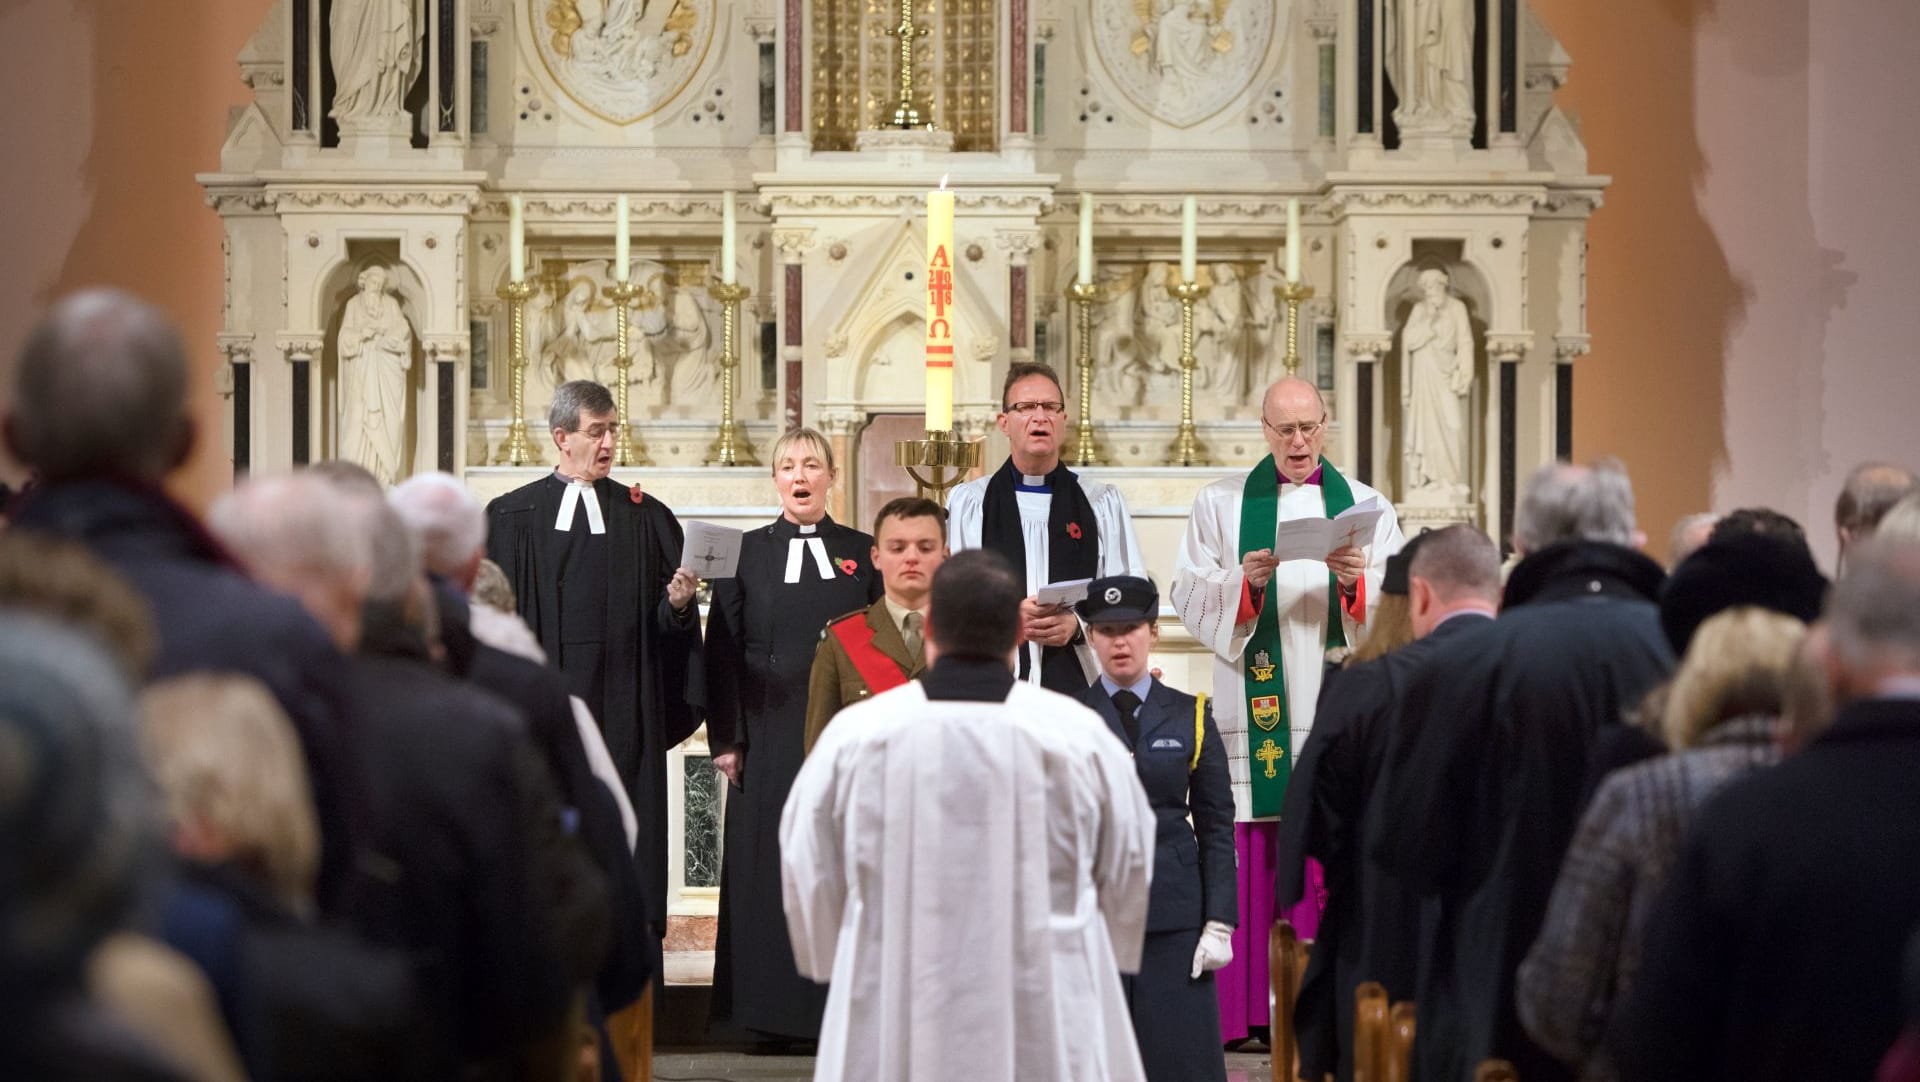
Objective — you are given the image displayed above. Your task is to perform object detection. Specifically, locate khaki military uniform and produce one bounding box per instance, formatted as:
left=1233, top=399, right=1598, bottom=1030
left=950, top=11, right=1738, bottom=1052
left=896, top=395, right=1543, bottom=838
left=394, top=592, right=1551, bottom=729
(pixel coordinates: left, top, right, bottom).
left=803, top=596, right=926, bottom=753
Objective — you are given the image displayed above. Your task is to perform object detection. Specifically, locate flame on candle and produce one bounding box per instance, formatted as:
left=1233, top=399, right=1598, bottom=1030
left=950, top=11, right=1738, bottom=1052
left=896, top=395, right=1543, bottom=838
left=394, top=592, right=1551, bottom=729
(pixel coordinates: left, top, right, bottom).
left=939, top=174, right=950, bottom=191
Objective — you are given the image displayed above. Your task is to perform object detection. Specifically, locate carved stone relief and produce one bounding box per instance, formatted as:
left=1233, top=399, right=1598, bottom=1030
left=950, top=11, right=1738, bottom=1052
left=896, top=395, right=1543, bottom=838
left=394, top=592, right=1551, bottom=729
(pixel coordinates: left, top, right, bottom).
left=1088, top=0, right=1282, bottom=127
left=528, top=0, right=715, bottom=123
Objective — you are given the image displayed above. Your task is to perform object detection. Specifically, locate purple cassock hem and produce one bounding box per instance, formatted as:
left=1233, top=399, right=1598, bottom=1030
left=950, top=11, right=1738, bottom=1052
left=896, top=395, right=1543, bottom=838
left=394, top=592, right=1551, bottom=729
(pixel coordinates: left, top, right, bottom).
left=1214, top=821, right=1327, bottom=1042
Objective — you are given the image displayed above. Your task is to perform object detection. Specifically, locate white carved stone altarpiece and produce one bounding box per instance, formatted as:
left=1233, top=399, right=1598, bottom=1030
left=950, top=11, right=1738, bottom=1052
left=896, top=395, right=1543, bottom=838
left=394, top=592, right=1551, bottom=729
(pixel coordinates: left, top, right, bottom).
left=201, top=0, right=1606, bottom=921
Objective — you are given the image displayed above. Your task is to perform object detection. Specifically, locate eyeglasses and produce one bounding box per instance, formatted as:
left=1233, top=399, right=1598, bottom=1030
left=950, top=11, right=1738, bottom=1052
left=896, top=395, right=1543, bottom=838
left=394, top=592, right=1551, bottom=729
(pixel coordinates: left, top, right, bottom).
left=1004, top=400, right=1066, bottom=416
left=570, top=423, right=619, bottom=441
left=1262, top=415, right=1326, bottom=442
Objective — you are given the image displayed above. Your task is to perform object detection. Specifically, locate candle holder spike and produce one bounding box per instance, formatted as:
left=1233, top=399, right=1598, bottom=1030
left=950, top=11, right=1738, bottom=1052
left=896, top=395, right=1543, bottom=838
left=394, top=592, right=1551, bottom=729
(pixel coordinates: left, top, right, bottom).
left=495, top=280, right=539, bottom=466
left=707, top=281, right=757, bottom=467
left=1165, top=278, right=1212, bottom=467
left=1276, top=279, right=1317, bottom=378
left=604, top=279, right=652, bottom=467
left=1067, top=280, right=1105, bottom=467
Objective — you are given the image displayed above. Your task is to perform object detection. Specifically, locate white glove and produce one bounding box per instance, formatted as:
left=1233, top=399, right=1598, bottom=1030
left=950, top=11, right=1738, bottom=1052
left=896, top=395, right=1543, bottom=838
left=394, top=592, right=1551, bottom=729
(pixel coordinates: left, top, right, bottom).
left=1190, top=920, right=1235, bottom=979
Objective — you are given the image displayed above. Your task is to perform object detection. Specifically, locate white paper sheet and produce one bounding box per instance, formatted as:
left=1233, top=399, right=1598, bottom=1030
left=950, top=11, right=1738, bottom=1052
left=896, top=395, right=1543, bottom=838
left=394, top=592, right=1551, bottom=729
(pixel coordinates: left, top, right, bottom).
left=1270, top=496, right=1387, bottom=562
left=1036, top=578, right=1093, bottom=608
left=682, top=521, right=745, bottom=579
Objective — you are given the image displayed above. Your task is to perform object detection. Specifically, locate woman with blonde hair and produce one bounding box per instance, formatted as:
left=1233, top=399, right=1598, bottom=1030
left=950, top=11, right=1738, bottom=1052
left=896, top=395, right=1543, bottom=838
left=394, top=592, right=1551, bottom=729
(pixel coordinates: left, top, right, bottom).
left=703, top=427, right=882, bottom=1045
left=1518, top=606, right=1807, bottom=1082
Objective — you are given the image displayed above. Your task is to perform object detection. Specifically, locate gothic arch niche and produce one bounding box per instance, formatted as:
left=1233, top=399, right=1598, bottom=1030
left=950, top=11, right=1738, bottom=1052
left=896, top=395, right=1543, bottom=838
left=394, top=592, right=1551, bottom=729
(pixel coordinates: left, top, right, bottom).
left=320, top=242, right=428, bottom=472
left=1381, top=242, right=1490, bottom=508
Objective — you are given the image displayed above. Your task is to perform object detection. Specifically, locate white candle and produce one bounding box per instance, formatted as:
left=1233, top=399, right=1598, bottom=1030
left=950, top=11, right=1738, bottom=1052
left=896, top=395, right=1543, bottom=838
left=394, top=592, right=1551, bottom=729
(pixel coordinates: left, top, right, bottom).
left=721, top=192, right=737, bottom=285
left=1285, top=197, right=1302, bottom=284
left=1179, top=196, right=1198, bottom=284
left=924, top=186, right=956, bottom=433
left=614, top=194, right=630, bottom=283
left=1077, top=193, right=1094, bottom=287
left=508, top=195, right=525, bottom=284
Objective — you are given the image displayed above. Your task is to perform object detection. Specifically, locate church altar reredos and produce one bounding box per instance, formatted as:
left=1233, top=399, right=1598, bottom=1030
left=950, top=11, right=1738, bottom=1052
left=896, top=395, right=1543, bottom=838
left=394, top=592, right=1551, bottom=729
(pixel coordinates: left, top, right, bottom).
left=203, top=0, right=1605, bottom=918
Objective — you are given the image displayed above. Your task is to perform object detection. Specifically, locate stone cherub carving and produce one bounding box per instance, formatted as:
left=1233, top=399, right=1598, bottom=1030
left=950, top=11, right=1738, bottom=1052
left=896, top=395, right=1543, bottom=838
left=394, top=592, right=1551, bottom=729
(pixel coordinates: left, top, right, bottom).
left=1399, top=267, right=1476, bottom=501
left=337, top=265, right=415, bottom=483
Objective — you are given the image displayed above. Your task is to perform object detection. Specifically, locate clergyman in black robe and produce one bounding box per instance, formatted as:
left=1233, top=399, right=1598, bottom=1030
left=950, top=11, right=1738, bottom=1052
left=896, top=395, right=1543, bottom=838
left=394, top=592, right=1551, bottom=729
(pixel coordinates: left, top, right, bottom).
left=484, top=382, right=702, bottom=950
left=704, top=432, right=882, bottom=1041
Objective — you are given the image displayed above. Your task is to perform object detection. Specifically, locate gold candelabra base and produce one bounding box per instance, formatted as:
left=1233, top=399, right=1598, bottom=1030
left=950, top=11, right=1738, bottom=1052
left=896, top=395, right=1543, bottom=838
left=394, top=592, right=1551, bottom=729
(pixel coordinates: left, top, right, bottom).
left=1067, top=280, right=1104, bottom=467
left=1165, top=278, right=1211, bottom=467
left=495, top=280, right=539, bottom=467
left=1275, top=280, right=1317, bottom=378
left=894, top=429, right=984, bottom=501
left=707, top=281, right=758, bottom=467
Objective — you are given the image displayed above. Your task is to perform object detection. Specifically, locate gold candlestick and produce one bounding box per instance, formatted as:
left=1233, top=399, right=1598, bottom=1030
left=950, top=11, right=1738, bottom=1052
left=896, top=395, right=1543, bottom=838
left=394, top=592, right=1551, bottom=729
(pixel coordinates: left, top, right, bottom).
left=707, top=282, right=757, bottom=467
left=884, top=0, right=929, bottom=128
left=1276, top=279, right=1317, bottom=377
left=604, top=280, right=652, bottom=467
left=1067, top=280, right=1104, bottom=467
left=894, top=429, right=984, bottom=501
left=496, top=280, right=538, bottom=466
left=1165, top=278, right=1211, bottom=466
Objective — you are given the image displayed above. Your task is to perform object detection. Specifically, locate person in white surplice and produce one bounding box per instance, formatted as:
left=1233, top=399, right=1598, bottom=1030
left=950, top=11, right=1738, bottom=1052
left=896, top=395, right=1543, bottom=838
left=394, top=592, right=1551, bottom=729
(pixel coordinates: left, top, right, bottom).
left=782, top=550, right=1156, bottom=1082
left=947, top=362, right=1148, bottom=697
left=1171, top=376, right=1403, bottom=1041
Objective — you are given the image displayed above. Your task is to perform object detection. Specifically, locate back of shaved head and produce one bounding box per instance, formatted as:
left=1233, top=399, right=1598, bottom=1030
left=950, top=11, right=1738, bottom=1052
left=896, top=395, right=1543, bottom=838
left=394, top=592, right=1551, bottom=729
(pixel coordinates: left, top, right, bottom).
left=7, top=289, right=190, bottom=481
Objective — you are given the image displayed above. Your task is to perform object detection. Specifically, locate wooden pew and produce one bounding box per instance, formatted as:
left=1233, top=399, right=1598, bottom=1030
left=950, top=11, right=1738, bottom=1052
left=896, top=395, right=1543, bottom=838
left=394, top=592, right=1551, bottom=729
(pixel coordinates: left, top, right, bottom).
left=1474, top=1059, right=1520, bottom=1082
left=1352, top=984, right=1414, bottom=1082
left=1269, top=920, right=1314, bottom=1082
left=1385, top=1002, right=1415, bottom=1082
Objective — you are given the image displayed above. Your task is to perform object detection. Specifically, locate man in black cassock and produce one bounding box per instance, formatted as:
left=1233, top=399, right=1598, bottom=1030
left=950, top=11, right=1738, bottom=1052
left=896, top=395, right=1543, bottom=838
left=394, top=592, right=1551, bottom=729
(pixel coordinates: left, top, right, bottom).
left=1366, top=463, right=1673, bottom=1082
left=486, top=380, right=702, bottom=956
left=1274, top=525, right=1500, bottom=1082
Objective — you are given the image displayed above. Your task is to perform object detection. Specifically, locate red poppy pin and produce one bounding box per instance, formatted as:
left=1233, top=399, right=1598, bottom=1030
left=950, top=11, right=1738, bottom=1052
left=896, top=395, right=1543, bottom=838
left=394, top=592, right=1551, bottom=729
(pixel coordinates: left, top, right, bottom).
left=838, top=558, right=859, bottom=576
left=1065, top=521, right=1083, bottom=540
left=628, top=484, right=645, bottom=504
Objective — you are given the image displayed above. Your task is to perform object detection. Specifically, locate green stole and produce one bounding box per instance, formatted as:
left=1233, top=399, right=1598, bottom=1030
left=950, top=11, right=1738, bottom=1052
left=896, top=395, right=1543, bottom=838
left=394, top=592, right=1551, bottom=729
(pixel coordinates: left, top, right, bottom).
left=1239, top=454, right=1354, bottom=818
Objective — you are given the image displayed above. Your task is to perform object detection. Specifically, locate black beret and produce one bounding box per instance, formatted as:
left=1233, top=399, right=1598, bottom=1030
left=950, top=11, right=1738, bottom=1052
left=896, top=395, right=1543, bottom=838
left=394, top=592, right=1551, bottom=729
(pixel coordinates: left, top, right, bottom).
left=1659, top=532, right=1829, bottom=655
left=1382, top=529, right=1433, bottom=597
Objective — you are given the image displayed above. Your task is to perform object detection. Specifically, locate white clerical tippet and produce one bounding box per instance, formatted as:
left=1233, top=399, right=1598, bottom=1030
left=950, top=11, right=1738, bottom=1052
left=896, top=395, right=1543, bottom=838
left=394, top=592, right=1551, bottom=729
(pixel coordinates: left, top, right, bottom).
left=682, top=521, right=744, bottom=579
left=554, top=478, right=607, bottom=534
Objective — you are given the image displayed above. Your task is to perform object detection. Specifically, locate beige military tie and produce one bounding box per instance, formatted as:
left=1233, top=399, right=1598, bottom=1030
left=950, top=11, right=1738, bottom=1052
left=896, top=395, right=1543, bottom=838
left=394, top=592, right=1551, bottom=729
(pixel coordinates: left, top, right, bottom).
left=902, top=610, right=924, bottom=658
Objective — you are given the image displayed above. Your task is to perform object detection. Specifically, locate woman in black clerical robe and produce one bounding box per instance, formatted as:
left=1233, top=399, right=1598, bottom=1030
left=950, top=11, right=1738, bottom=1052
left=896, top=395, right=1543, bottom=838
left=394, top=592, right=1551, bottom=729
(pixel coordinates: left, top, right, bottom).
left=705, top=428, right=881, bottom=1044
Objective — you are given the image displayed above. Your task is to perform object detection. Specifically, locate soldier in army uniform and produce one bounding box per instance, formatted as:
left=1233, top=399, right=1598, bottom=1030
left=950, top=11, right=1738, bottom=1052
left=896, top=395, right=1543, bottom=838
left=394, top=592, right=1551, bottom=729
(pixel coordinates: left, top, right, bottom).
left=803, top=496, right=950, bottom=751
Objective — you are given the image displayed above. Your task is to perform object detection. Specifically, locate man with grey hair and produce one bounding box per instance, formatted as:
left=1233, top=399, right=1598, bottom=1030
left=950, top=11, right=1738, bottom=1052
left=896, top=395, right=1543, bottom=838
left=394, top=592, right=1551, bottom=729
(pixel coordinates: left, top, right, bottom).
left=1367, top=460, right=1673, bottom=1082
left=216, top=472, right=594, bottom=1077
left=485, top=378, right=702, bottom=959
left=1613, top=536, right=1920, bottom=1082
left=1277, top=524, right=1502, bottom=1081
left=1834, top=460, right=1917, bottom=569
left=6, top=289, right=362, bottom=911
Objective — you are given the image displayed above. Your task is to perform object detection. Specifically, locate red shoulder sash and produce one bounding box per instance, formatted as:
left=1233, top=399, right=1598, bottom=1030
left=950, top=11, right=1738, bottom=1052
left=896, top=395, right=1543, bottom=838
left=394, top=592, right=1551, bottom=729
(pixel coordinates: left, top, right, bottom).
left=828, top=613, right=910, bottom=696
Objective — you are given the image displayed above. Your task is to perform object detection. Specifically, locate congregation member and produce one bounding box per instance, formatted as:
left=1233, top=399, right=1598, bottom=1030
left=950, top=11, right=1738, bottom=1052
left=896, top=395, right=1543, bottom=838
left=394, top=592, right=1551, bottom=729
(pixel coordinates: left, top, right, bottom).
left=1278, top=525, right=1502, bottom=1082
left=1612, top=537, right=1920, bottom=1082
left=705, top=429, right=881, bottom=1044
left=1170, top=375, right=1402, bottom=1043
left=1077, top=575, right=1236, bottom=1082
left=948, top=361, right=1148, bottom=695
left=1367, top=460, right=1672, bottom=1082
left=2, top=290, right=362, bottom=910
left=781, top=551, right=1155, bottom=1081
left=390, top=471, right=653, bottom=1035
left=1834, top=461, right=1917, bottom=569
left=1518, top=607, right=1807, bottom=1082
left=214, top=474, right=590, bottom=1080
left=486, top=379, right=702, bottom=963
left=804, top=495, right=949, bottom=751
left=1666, top=512, right=1718, bottom=568
left=0, top=613, right=198, bottom=1082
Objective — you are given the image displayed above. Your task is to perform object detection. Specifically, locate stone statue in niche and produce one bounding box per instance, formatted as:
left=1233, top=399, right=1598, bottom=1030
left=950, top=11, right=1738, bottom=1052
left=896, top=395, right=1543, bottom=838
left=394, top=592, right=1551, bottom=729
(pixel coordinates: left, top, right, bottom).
left=1384, top=0, right=1476, bottom=137
left=1399, top=267, right=1476, bottom=502
left=329, top=0, right=423, bottom=122
left=337, top=265, right=415, bottom=484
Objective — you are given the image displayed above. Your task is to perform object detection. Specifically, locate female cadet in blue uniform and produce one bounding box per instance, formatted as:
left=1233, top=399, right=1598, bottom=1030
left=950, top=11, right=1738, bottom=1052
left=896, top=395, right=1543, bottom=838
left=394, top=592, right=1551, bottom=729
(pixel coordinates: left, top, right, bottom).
left=1078, top=575, right=1238, bottom=1081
